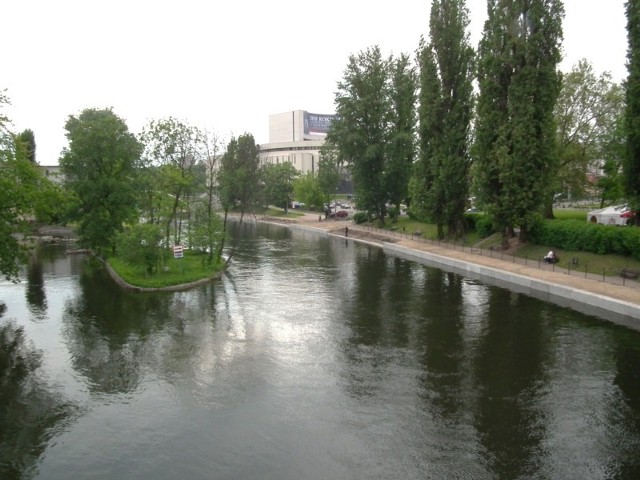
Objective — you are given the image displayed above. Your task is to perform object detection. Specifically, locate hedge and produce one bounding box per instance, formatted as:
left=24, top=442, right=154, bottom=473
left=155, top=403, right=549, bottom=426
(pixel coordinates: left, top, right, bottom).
left=529, top=219, right=640, bottom=260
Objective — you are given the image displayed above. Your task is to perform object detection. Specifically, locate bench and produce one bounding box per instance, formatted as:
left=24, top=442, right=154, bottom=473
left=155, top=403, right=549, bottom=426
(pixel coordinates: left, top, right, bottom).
left=620, top=268, right=640, bottom=280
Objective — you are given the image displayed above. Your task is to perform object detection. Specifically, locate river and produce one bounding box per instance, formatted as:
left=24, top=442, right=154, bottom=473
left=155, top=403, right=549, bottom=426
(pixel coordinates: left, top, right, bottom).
left=1, top=222, right=639, bottom=479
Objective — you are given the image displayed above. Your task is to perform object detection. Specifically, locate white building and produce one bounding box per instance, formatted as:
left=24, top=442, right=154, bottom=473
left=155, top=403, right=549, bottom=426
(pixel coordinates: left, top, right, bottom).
left=259, top=110, right=336, bottom=174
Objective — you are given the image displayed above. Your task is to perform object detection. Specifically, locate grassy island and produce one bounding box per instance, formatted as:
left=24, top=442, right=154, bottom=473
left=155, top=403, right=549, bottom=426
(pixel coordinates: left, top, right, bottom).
left=107, top=251, right=224, bottom=290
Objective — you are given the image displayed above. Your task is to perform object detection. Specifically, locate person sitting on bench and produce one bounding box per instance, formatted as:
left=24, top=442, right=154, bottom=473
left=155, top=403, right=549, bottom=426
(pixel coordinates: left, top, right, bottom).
left=544, top=250, right=558, bottom=264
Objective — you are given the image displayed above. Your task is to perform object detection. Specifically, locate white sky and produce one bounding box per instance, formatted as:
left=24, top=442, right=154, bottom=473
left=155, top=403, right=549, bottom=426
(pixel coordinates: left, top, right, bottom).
left=2, top=0, right=628, bottom=165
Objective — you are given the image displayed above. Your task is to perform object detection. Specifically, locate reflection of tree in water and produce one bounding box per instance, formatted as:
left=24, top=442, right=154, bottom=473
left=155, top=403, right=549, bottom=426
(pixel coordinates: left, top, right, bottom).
left=25, top=255, right=47, bottom=319
left=472, top=289, right=552, bottom=479
left=62, top=262, right=173, bottom=395
left=417, top=268, right=465, bottom=418
left=0, top=320, right=77, bottom=480
left=607, top=339, right=640, bottom=478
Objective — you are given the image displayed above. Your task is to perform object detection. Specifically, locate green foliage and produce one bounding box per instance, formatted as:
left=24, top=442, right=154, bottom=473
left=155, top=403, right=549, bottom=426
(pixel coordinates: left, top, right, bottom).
left=116, top=223, right=164, bottom=274
left=474, top=0, right=564, bottom=241
left=293, top=172, right=324, bottom=210
left=188, top=202, right=225, bottom=262
left=555, top=60, right=624, bottom=204
left=328, top=46, right=404, bottom=225
left=529, top=220, right=640, bottom=259
left=317, top=144, right=341, bottom=206
left=217, top=133, right=261, bottom=264
left=0, top=91, right=62, bottom=279
left=15, top=129, right=36, bottom=163
left=625, top=0, right=640, bottom=224
left=411, top=0, right=474, bottom=239
left=139, top=118, right=205, bottom=246
left=108, top=250, right=222, bottom=289
left=352, top=211, right=368, bottom=224
left=262, top=162, right=299, bottom=212
left=60, top=108, right=142, bottom=256
left=218, top=134, right=261, bottom=214
left=475, top=216, right=494, bottom=238
left=386, top=53, right=416, bottom=213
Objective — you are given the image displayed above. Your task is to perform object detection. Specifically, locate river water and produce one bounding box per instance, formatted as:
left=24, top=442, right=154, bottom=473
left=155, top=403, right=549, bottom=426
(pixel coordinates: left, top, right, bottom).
left=1, top=222, right=640, bottom=479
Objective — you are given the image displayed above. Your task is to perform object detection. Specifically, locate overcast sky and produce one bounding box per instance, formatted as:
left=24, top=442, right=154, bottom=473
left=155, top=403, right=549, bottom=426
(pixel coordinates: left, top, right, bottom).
left=3, top=0, right=628, bottom=165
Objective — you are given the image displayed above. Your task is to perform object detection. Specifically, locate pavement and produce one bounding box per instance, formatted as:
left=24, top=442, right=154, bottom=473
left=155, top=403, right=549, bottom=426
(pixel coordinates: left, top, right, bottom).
left=266, top=212, right=640, bottom=310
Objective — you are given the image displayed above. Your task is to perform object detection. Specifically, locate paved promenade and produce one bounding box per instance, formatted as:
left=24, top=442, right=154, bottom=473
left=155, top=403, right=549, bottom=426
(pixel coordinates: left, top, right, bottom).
left=264, top=213, right=640, bottom=329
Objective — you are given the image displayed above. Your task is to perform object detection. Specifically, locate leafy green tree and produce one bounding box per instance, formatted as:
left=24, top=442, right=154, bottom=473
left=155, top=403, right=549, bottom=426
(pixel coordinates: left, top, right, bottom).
left=625, top=0, right=640, bottom=225
left=60, top=108, right=142, bottom=255
left=474, top=0, right=564, bottom=245
left=553, top=59, right=624, bottom=211
left=139, top=118, right=204, bottom=246
left=597, top=109, right=627, bottom=206
left=328, top=46, right=392, bottom=225
left=411, top=0, right=474, bottom=238
left=194, top=130, right=224, bottom=264
left=293, top=172, right=324, bottom=211
left=217, top=133, right=261, bottom=264
left=262, top=162, right=299, bottom=213
left=15, top=129, right=36, bottom=163
left=0, top=90, right=65, bottom=279
left=317, top=142, right=341, bottom=214
left=116, top=223, right=164, bottom=275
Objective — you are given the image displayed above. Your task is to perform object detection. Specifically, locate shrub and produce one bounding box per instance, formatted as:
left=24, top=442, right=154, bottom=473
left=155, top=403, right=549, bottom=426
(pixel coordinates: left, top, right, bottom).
left=352, top=211, right=368, bottom=224
left=528, top=220, right=640, bottom=259
left=475, top=216, right=494, bottom=238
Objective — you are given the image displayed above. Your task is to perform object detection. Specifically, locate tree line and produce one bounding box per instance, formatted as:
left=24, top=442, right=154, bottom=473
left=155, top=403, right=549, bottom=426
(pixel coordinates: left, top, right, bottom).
left=3, top=0, right=640, bottom=279
left=0, top=96, right=344, bottom=279
left=327, top=0, right=640, bottom=248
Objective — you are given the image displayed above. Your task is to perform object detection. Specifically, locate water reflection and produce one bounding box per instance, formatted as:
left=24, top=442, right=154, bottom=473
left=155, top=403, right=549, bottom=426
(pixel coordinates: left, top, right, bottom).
left=472, top=289, right=552, bottom=478
left=0, top=320, right=77, bottom=480
left=2, top=230, right=640, bottom=479
left=62, top=262, right=174, bottom=394
left=25, top=255, right=47, bottom=319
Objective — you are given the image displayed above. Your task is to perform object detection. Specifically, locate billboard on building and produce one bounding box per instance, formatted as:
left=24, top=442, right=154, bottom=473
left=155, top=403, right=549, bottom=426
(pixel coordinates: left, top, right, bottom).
left=303, top=112, right=335, bottom=134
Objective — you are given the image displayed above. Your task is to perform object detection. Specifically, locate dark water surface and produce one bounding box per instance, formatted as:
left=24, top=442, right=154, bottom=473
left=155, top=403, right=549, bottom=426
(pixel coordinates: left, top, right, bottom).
left=1, top=222, right=640, bottom=479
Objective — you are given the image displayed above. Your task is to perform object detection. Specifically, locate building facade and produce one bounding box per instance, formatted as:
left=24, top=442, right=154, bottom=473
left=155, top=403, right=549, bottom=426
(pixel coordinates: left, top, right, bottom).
left=259, top=110, right=335, bottom=175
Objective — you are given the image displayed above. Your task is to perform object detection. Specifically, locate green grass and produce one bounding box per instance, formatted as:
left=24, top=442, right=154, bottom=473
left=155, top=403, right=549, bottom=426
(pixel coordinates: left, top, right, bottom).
left=366, top=216, right=482, bottom=245
left=256, top=207, right=304, bottom=218
left=107, top=251, right=224, bottom=289
left=552, top=209, right=589, bottom=221
left=513, top=243, right=640, bottom=276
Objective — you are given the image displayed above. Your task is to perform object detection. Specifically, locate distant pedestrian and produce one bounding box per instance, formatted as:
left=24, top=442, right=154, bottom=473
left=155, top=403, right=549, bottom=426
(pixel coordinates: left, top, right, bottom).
left=345, top=226, right=349, bottom=237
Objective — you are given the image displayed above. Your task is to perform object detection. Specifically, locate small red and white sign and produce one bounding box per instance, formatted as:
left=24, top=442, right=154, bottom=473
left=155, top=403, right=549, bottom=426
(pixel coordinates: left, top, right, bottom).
left=173, top=245, right=184, bottom=259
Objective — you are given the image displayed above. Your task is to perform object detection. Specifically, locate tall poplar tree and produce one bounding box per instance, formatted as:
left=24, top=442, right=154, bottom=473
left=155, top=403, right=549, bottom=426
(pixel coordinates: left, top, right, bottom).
left=625, top=0, right=640, bottom=226
left=411, top=0, right=474, bottom=239
left=474, top=0, right=563, bottom=244
left=386, top=53, right=417, bottom=220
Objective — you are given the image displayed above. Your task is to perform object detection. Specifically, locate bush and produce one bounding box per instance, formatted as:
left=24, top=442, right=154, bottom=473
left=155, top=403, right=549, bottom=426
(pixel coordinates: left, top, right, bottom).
left=475, top=216, right=494, bottom=238
left=529, top=219, right=640, bottom=259
left=352, top=211, right=368, bottom=224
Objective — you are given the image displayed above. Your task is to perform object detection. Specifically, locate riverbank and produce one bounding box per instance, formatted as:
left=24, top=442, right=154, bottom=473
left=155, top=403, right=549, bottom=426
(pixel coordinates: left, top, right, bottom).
left=258, top=213, right=640, bottom=330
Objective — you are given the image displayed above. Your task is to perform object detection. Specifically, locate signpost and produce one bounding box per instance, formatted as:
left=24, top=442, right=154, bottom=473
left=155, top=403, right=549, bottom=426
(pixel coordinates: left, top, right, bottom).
left=173, top=245, right=184, bottom=259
